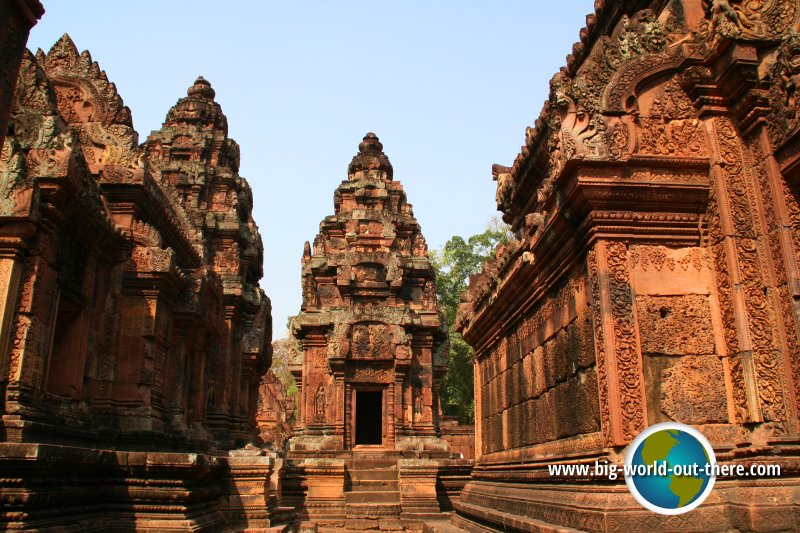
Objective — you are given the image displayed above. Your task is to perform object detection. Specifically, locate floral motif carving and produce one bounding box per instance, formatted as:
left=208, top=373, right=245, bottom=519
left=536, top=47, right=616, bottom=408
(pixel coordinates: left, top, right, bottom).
left=131, top=220, right=161, bottom=248
left=587, top=249, right=612, bottom=446
left=604, top=242, right=645, bottom=441
left=605, top=119, right=631, bottom=161
left=708, top=117, right=787, bottom=424
left=629, top=246, right=704, bottom=272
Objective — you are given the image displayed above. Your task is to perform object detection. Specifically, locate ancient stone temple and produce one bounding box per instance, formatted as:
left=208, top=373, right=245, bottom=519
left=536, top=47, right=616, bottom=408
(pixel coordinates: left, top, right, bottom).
left=284, top=133, right=470, bottom=531
left=0, top=34, right=276, bottom=531
left=453, top=1, right=800, bottom=531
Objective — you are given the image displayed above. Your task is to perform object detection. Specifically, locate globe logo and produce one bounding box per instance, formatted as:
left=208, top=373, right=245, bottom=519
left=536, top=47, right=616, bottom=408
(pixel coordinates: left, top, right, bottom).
left=624, top=422, right=716, bottom=515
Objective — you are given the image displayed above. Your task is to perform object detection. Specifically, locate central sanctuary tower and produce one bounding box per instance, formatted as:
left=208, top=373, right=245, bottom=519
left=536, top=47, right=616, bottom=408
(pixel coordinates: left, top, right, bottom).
left=289, top=132, right=448, bottom=454
left=284, top=134, right=468, bottom=531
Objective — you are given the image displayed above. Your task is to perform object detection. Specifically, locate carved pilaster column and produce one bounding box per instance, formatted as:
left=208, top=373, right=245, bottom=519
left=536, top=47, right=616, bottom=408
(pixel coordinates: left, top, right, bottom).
left=386, top=379, right=396, bottom=447
left=390, top=373, right=402, bottom=442
left=743, top=125, right=800, bottom=430
left=473, top=361, right=482, bottom=460
left=704, top=115, right=789, bottom=426
left=332, top=369, right=345, bottom=445
left=411, top=332, right=436, bottom=436
left=587, top=240, right=647, bottom=446
left=0, top=244, right=24, bottom=405
left=299, top=332, right=326, bottom=433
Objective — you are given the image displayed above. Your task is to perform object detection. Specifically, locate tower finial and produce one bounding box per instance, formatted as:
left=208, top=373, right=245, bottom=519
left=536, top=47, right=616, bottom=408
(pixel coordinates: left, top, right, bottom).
left=358, top=132, right=383, bottom=154
left=348, top=132, right=392, bottom=180
left=188, top=76, right=215, bottom=99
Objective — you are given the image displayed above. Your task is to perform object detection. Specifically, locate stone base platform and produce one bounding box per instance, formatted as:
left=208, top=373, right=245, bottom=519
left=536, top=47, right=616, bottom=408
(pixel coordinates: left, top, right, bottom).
left=0, top=442, right=287, bottom=531
left=452, top=479, right=800, bottom=532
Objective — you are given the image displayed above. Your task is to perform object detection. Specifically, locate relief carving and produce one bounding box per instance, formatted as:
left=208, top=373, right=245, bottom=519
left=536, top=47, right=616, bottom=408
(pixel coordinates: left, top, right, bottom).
left=314, top=383, right=325, bottom=423
left=704, top=0, right=797, bottom=40
left=769, top=32, right=800, bottom=146
left=605, top=242, right=646, bottom=441
left=351, top=323, right=391, bottom=360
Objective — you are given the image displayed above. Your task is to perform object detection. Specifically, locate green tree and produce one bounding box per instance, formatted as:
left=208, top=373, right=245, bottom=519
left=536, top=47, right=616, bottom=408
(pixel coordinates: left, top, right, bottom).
left=431, top=219, right=510, bottom=424
left=270, top=335, right=301, bottom=416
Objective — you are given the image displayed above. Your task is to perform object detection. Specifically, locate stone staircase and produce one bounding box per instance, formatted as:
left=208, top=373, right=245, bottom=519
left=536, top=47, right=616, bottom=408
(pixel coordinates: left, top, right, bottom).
left=344, top=459, right=403, bottom=531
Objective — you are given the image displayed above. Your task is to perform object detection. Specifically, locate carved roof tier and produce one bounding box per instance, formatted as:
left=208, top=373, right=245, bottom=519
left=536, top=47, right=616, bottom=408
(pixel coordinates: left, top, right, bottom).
left=4, top=34, right=269, bottom=315
left=294, top=133, right=441, bottom=335
left=145, top=77, right=264, bottom=287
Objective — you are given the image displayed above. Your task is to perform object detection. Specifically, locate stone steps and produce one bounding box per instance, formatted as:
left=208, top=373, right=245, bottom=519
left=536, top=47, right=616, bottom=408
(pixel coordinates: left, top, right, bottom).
left=344, top=458, right=404, bottom=528
left=346, top=501, right=403, bottom=518
left=349, top=469, right=400, bottom=481
left=344, top=517, right=407, bottom=532
left=346, top=490, right=400, bottom=505
left=422, top=519, right=466, bottom=533
left=350, top=479, right=400, bottom=491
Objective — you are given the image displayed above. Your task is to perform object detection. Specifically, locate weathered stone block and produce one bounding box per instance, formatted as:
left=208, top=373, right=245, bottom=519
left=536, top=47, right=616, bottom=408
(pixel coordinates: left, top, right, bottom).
left=522, top=352, right=535, bottom=401
left=661, top=355, right=727, bottom=424
left=636, top=295, right=715, bottom=356
left=533, top=346, right=547, bottom=397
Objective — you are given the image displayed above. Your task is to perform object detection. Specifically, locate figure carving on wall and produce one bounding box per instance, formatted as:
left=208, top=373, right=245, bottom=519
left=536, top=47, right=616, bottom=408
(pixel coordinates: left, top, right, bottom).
left=707, top=0, right=743, bottom=33
left=395, top=330, right=412, bottom=360
left=495, top=171, right=514, bottom=212
left=313, top=235, right=324, bottom=256
left=769, top=32, right=800, bottom=144
left=206, top=379, right=215, bottom=409
left=779, top=35, right=800, bottom=117
left=327, top=322, right=350, bottom=359
left=703, top=0, right=795, bottom=40
left=397, top=236, right=411, bottom=255
left=314, top=383, right=325, bottom=423
left=413, top=386, right=422, bottom=422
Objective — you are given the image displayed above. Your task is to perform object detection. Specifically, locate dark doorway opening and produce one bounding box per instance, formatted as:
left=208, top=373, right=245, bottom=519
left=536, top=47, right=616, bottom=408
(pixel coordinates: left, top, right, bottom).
left=355, top=390, right=382, bottom=445
left=46, top=293, right=85, bottom=399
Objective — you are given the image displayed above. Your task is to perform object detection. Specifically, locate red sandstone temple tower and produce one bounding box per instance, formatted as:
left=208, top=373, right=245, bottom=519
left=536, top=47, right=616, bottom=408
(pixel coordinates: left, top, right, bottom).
left=283, top=134, right=468, bottom=530
left=0, top=35, right=276, bottom=530
left=288, top=132, right=448, bottom=455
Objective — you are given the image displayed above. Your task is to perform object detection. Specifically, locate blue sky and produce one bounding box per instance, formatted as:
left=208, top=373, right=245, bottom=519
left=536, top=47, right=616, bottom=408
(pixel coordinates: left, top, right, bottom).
left=28, top=1, right=595, bottom=338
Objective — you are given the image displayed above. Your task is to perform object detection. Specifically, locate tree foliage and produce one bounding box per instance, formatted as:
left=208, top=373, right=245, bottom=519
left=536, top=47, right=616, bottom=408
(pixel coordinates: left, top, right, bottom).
left=270, top=335, right=301, bottom=415
left=431, top=219, right=510, bottom=424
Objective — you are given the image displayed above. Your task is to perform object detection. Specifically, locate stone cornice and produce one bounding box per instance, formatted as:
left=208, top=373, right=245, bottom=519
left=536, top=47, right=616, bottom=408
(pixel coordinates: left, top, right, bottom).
left=459, top=156, right=710, bottom=353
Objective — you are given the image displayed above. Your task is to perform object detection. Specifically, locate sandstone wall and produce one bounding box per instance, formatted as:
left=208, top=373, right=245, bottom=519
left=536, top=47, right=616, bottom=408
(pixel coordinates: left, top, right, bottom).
left=455, top=0, right=800, bottom=530
left=476, top=267, right=599, bottom=456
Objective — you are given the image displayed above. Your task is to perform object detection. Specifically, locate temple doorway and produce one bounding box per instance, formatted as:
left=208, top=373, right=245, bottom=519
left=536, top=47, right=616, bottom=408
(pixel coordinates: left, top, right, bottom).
left=355, top=390, right=382, bottom=446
